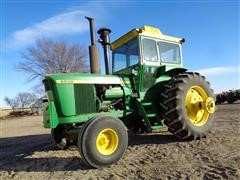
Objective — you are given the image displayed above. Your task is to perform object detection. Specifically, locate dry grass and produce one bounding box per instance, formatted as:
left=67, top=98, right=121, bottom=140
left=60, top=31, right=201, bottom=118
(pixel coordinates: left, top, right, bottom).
left=0, top=108, right=33, bottom=119
left=0, top=108, right=12, bottom=118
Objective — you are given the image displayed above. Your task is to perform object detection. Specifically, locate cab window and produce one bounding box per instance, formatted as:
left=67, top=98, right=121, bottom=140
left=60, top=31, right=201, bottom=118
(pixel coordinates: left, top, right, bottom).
left=142, top=39, right=158, bottom=62
left=112, top=38, right=139, bottom=72
left=158, top=41, right=181, bottom=63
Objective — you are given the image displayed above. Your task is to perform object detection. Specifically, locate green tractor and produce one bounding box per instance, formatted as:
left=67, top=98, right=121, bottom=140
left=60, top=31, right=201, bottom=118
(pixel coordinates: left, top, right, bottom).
left=43, top=17, right=216, bottom=168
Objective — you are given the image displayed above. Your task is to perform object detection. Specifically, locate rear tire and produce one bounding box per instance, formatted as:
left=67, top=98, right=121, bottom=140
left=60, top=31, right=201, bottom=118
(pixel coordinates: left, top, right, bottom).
left=160, top=72, right=215, bottom=140
left=77, top=116, right=128, bottom=168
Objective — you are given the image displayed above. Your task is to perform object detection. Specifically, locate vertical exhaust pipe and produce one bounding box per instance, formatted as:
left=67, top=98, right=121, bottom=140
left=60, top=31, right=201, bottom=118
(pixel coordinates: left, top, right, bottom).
left=98, top=28, right=111, bottom=74
left=85, top=16, right=101, bottom=74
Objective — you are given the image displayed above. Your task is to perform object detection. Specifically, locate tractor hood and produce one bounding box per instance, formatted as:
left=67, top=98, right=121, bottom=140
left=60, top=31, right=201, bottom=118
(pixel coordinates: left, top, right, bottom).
left=44, top=73, right=130, bottom=86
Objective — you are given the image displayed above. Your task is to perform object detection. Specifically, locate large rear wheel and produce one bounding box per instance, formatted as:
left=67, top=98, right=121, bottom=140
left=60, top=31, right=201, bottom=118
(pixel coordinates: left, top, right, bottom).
left=160, top=72, right=216, bottom=140
left=77, top=116, right=128, bottom=168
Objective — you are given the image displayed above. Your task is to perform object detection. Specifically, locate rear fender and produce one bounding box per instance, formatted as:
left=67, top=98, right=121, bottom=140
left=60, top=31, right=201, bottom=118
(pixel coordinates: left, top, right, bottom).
left=155, top=66, right=187, bottom=78
left=162, top=67, right=187, bottom=77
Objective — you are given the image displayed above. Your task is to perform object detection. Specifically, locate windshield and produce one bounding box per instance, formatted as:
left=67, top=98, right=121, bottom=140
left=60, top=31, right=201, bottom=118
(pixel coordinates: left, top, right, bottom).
left=112, top=38, right=139, bottom=72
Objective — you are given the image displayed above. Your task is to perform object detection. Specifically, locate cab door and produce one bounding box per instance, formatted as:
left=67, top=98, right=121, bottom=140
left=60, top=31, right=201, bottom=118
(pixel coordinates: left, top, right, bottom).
left=140, top=38, right=160, bottom=91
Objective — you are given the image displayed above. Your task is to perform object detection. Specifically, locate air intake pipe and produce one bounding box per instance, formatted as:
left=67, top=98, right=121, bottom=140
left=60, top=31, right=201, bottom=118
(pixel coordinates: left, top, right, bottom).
left=85, top=16, right=101, bottom=74
left=98, top=28, right=111, bottom=74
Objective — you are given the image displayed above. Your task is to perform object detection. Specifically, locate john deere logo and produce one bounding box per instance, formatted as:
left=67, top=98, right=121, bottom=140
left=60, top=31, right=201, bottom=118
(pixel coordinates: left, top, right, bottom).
left=56, top=80, right=76, bottom=84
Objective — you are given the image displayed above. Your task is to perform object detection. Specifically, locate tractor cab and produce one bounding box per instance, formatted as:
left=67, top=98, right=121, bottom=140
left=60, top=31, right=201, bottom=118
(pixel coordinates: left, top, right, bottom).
left=111, top=26, right=185, bottom=91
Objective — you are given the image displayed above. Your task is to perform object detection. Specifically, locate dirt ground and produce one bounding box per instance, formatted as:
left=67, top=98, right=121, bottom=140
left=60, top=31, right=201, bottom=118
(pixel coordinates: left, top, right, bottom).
left=0, top=104, right=240, bottom=180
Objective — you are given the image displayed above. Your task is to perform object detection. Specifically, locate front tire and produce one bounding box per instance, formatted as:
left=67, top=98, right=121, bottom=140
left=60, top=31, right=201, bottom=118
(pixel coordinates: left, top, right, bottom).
left=160, top=72, right=216, bottom=140
left=77, top=116, right=128, bottom=168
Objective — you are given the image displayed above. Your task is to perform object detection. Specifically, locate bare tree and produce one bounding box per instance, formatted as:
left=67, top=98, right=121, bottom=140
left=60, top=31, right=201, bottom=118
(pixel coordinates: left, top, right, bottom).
left=4, top=97, right=20, bottom=112
left=18, top=38, right=88, bottom=81
left=16, top=92, right=37, bottom=111
left=31, top=84, right=46, bottom=98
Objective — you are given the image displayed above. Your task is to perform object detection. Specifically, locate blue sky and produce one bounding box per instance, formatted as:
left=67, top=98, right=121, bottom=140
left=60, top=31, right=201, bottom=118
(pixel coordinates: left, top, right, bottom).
left=0, top=1, right=239, bottom=107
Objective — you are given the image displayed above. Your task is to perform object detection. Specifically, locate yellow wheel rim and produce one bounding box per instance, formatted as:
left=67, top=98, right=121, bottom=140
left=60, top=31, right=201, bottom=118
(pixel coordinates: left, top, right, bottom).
left=96, top=128, right=119, bottom=155
left=185, top=86, right=215, bottom=126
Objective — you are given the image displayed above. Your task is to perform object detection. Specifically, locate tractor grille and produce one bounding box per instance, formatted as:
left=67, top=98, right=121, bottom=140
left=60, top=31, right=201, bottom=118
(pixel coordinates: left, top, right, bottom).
left=74, top=84, right=96, bottom=114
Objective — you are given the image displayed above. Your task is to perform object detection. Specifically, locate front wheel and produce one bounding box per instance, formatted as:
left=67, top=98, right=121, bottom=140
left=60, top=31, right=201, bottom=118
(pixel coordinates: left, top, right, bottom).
left=77, top=116, right=128, bottom=168
left=160, top=72, right=216, bottom=140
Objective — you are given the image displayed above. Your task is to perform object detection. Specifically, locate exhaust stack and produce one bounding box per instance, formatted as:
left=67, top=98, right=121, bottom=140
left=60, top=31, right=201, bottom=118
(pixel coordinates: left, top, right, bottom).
left=85, top=16, right=101, bottom=74
left=98, top=28, right=111, bottom=74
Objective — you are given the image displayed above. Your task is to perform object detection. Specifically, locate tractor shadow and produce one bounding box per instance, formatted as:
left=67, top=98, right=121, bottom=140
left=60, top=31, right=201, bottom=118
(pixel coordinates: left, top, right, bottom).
left=0, top=132, right=188, bottom=173
left=0, top=134, right=89, bottom=172
left=128, top=131, right=189, bottom=147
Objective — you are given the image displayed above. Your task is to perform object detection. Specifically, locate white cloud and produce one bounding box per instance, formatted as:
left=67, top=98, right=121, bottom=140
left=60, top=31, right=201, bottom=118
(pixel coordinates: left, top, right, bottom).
left=5, top=2, right=107, bottom=50
left=10, top=10, right=87, bottom=47
left=195, top=66, right=240, bottom=76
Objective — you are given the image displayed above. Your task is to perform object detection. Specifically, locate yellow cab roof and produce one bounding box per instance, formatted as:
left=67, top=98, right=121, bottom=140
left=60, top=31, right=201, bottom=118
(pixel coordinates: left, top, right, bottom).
left=111, top=26, right=184, bottom=50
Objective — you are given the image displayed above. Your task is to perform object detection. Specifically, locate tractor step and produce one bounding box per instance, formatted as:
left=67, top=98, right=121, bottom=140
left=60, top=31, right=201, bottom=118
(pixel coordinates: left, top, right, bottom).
left=146, top=113, right=156, bottom=118
left=151, top=125, right=163, bottom=131
left=142, top=102, right=152, bottom=106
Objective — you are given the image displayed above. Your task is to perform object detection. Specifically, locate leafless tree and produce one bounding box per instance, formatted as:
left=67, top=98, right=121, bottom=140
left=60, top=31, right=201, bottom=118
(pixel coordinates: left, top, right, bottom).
left=31, top=84, right=46, bottom=98
left=18, top=38, right=88, bottom=81
left=16, top=92, right=37, bottom=111
left=4, top=97, right=19, bottom=112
